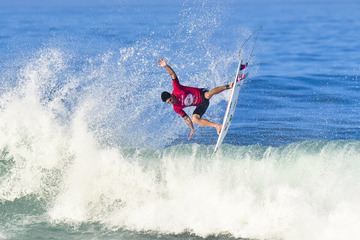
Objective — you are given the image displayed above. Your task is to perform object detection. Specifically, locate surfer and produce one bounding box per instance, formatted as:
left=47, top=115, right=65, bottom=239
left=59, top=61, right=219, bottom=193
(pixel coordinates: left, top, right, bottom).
left=159, top=58, right=234, bottom=140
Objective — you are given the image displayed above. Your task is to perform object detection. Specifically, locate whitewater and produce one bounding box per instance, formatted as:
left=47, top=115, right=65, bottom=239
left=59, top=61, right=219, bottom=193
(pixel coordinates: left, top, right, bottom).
left=1, top=48, right=359, bottom=239
left=1, top=1, right=360, bottom=240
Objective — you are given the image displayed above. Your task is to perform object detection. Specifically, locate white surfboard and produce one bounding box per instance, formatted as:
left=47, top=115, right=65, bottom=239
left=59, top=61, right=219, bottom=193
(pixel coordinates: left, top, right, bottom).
left=213, top=56, right=248, bottom=153
left=213, top=29, right=260, bottom=153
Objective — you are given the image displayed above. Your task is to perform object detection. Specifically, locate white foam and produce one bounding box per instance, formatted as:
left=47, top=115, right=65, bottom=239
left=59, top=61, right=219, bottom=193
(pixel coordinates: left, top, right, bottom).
left=46, top=141, right=360, bottom=240
left=1, top=47, right=359, bottom=240
left=0, top=49, right=70, bottom=201
left=0, top=231, right=7, bottom=240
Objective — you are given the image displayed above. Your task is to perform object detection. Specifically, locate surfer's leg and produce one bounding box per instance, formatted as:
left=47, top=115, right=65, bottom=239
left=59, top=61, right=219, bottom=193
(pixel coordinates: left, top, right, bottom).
left=204, top=84, right=232, bottom=100
left=192, top=114, right=222, bottom=135
left=192, top=95, right=222, bottom=134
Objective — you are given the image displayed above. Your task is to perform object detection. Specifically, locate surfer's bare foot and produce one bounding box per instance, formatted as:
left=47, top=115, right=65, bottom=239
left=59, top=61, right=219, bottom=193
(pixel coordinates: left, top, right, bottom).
left=216, top=124, right=222, bottom=135
left=226, top=82, right=234, bottom=89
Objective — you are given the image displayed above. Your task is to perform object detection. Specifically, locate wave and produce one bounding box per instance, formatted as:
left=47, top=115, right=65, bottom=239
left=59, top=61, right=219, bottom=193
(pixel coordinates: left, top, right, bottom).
left=0, top=37, right=358, bottom=240
left=1, top=126, right=360, bottom=240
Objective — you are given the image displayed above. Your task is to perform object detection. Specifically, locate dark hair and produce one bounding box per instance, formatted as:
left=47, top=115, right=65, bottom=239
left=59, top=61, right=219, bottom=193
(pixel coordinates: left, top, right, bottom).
left=161, top=91, right=171, bottom=102
left=161, top=92, right=171, bottom=102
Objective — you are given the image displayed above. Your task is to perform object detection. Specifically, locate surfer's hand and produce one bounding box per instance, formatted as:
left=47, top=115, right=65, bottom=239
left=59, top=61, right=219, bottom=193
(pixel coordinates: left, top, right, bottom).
left=159, top=59, right=167, bottom=68
left=188, top=128, right=195, bottom=140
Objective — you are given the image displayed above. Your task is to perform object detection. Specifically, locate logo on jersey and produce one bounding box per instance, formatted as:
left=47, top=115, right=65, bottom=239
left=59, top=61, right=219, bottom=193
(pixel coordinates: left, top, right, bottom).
left=183, top=94, right=194, bottom=106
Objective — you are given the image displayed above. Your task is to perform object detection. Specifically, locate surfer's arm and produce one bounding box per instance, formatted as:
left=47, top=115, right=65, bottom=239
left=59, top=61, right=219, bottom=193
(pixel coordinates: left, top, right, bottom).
left=159, top=59, right=178, bottom=80
left=183, top=115, right=195, bottom=140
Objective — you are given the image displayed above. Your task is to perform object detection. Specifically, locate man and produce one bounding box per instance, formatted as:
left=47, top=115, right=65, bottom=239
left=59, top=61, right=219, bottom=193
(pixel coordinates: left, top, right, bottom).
left=159, top=58, right=234, bottom=140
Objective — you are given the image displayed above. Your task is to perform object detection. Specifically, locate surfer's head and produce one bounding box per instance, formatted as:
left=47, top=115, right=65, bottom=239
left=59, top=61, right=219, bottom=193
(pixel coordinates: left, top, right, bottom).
left=161, top=91, right=172, bottom=104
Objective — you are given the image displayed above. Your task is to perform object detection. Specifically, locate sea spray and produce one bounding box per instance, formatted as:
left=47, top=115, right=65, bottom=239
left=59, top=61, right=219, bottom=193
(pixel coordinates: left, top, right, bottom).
left=0, top=53, right=359, bottom=239
left=0, top=49, right=71, bottom=202
left=1, top=65, right=359, bottom=239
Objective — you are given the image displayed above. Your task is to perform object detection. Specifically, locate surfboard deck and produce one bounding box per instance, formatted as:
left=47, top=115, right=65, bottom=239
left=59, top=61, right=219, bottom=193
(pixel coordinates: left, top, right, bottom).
left=213, top=59, right=248, bottom=153
left=213, top=31, right=259, bottom=153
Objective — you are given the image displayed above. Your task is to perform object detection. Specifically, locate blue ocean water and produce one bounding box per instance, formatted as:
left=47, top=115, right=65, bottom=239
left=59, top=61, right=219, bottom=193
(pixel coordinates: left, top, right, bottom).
left=0, top=1, right=360, bottom=240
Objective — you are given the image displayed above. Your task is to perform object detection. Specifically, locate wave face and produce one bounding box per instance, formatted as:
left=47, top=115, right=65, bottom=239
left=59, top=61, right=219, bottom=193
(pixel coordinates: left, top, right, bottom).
left=1, top=100, right=360, bottom=240
left=0, top=49, right=359, bottom=239
left=0, top=55, right=359, bottom=240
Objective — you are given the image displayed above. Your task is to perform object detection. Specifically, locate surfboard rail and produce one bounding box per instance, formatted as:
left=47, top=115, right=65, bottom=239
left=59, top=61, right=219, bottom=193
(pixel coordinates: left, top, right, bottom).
left=213, top=57, right=246, bottom=153
left=213, top=30, right=260, bottom=154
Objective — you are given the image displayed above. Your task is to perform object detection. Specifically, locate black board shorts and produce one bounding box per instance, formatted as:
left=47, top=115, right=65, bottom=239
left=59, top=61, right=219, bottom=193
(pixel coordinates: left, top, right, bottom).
left=193, top=88, right=209, bottom=117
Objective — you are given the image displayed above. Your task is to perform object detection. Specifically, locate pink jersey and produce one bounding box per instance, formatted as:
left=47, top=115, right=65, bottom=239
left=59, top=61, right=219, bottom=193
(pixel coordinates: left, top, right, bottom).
left=172, top=78, right=203, bottom=117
